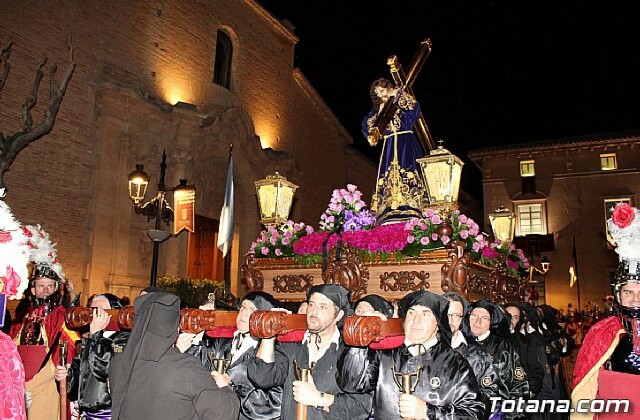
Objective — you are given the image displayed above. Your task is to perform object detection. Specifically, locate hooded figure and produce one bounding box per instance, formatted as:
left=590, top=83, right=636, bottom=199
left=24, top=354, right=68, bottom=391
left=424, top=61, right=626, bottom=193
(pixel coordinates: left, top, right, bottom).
left=338, top=290, right=485, bottom=419
left=248, top=284, right=372, bottom=420
left=504, top=303, right=546, bottom=399
left=469, top=299, right=530, bottom=418
left=185, top=291, right=284, bottom=420
left=444, top=292, right=507, bottom=403
left=109, top=292, right=239, bottom=420
left=353, top=294, right=394, bottom=319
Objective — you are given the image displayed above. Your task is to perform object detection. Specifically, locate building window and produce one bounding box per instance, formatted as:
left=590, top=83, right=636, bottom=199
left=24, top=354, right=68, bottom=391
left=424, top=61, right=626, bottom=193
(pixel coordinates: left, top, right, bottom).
left=213, top=30, right=232, bottom=89
left=520, top=160, right=535, bottom=177
left=515, top=201, right=546, bottom=235
left=600, top=153, right=617, bottom=171
left=604, top=197, right=633, bottom=246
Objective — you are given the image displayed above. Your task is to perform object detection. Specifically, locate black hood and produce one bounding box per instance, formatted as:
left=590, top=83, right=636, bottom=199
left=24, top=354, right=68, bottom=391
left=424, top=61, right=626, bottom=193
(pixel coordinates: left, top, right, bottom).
left=353, top=294, right=394, bottom=318
left=470, top=299, right=511, bottom=339
left=243, top=291, right=281, bottom=311
left=398, top=291, right=451, bottom=346
left=306, top=284, right=353, bottom=328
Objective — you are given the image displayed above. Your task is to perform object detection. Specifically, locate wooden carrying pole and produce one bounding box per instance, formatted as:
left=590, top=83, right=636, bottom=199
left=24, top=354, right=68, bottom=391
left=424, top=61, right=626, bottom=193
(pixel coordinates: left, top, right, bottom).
left=342, top=315, right=404, bottom=347
left=64, top=306, right=238, bottom=333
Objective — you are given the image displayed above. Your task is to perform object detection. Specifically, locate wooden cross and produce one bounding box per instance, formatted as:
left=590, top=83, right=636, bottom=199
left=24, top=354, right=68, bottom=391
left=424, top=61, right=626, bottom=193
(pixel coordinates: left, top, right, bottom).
left=367, top=39, right=436, bottom=153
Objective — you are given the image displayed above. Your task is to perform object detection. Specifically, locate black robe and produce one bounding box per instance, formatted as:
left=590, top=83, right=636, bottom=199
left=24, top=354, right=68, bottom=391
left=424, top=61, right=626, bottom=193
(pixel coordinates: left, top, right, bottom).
left=187, top=335, right=283, bottom=420
left=337, top=341, right=486, bottom=419
left=67, top=330, right=130, bottom=413
left=509, top=330, right=545, bottom=397
left=109, top=292, right=239, bottom=420
left=456, top=340, right=508, bottom=401
left=247, top=337, right=373, bottom=420
left=475, top=333, right=530, bottom=402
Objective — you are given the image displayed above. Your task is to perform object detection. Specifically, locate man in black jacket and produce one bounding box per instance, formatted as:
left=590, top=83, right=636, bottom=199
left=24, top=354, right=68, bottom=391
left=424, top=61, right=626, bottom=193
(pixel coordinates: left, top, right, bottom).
left=54, top=293, right=129, bottom=418
left=248, top=284, right=373, bottom=419
left=179, top=291, right=284, bottom=420
left=338, top=290, right=485, bottom=419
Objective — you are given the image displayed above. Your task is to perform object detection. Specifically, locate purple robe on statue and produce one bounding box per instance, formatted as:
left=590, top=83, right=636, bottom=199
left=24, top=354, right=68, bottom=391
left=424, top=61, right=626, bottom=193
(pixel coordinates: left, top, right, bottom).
left=363, top=93, right=425, bottom=224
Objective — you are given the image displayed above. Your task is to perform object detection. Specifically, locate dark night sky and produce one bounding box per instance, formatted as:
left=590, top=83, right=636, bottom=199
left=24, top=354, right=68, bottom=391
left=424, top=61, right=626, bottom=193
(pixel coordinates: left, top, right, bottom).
left=258, top=1, right=640, bottom=198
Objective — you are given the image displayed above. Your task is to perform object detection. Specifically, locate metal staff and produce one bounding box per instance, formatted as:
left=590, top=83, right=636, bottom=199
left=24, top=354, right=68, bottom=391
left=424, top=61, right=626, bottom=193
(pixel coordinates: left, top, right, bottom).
left=59, top=340, right=68, bottom=420
left=294, top=360, right=316, bottom=420
left=392, top=364, right=423, bottom=420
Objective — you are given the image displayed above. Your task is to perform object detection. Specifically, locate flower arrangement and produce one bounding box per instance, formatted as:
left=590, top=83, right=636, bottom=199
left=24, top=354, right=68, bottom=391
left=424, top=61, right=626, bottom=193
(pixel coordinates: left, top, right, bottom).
left=607, top=202, right=640, bottom=264
left=0, top=189, right=30, bottom=299
left=158, top=276, right=224, bottom=308
left=319, top=184, right=374, bottom=232
left=478, top=240, right=530, bottom=279
left=251, top=221, right=314, bottom=258
left=402, top=209, right=486, bottom=257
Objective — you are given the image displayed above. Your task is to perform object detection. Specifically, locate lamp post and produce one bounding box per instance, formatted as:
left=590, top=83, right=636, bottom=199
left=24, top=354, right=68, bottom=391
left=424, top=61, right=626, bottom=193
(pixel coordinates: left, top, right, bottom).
left=416, top=141, right=464, bottom=214
left=255, top=172, right=298, bottom=226
left=127, top=150, right=176, bottom=287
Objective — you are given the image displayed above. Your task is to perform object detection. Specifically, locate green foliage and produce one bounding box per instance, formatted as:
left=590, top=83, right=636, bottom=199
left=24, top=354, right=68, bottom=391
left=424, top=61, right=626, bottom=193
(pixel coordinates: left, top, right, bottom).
left=158, top=276, right=224, bottom=308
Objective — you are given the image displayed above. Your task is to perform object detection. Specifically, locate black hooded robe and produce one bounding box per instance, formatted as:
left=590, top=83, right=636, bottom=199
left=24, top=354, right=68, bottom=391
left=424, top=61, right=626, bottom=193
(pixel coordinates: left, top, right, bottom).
left=108, top=292, right=239, bottom=420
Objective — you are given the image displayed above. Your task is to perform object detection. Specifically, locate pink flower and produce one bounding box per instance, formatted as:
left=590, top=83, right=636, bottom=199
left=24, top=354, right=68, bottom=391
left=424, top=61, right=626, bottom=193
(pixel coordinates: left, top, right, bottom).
left=275, top=248, right=283, bottom=256
left=250, top=242, right=257, bottom=250
left=431, top=233, right=439, bottom=241
left=420, top=236, right=430, bottom=246
left=410, top=218, right=419, bottom=227
left=458, top=214, right=468, bottom=224
left=261, top=247, right=270, bottom=255
left=441, top=235, right=451, bottom=245
left=472, top=242, right=481, bottom=252
left=507, top=260, right=519, bottom=269
left=523, top=260, right=530, bottom=269
left=407, top=235, right=415, bottom=244
left=482, top=247, right=500, bottom=259
left=424, top=208, right=435, bottom=218
left=459, top=230, right=469, bottom=239
left=269, top=235, right=278, bottom=245
left=1, top=266, right=22, bottom=297
left=306, top=226, right=314, bottom=235
left=281, top=237, right=291, bottom=245
left=431, top=215, right=441, bottom=225
left=346, top=184, right=358, bottom=193
left=469, top=225, right=479, bottom=236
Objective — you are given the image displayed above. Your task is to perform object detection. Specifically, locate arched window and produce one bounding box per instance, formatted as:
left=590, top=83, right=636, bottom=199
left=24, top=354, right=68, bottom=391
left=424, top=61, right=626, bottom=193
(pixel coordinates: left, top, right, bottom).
left=213, top=30, right=232, bottom=89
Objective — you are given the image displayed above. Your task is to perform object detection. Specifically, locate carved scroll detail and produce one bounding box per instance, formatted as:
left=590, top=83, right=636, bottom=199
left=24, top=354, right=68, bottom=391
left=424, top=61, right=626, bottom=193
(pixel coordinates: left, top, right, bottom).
left=343, top=315, right=382, bottom=347
left=322, top=245, right=369, bottom=301
left=379, top=271, right=430, bottom=292
left=440, top=241, right=470, bottom=298
left=241, top=253, right=264, bottom=292
left=249, top=311, right=307, bottom=339
left=273, top=274, right=314, bottom=293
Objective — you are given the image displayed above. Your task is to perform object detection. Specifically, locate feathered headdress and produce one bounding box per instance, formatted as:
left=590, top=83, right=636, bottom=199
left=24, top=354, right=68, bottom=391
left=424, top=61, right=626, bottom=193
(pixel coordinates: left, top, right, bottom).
left=607, top=202, right=640, bottom=285
left=0, top=189, right=30, bottom=299
left=21, top=224, right=66, bottom=283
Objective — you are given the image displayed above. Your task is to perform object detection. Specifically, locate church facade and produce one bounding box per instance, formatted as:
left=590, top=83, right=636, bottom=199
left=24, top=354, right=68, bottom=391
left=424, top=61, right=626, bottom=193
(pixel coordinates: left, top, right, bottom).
left=0, top=0, right=375, bottom=300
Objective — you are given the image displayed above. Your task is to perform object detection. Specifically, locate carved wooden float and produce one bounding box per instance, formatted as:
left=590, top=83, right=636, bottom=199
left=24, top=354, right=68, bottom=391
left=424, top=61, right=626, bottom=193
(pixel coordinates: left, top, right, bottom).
left=242, top=243, right=527, bottom=303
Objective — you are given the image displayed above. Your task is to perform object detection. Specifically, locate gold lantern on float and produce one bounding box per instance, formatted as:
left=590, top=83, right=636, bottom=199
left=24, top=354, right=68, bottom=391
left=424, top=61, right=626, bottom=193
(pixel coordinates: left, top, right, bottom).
left=417, top=142, right=464, bottom=213
left=489, top=204, right=516, bottom=244
left=255, top=172, right=298, bottom=226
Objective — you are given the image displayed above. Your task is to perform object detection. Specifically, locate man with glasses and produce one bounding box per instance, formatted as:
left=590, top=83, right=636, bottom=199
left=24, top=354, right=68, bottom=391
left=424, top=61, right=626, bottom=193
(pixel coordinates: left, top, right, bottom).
left=443, top=292, right=507, bottom=402
left=338, top=290, right=485, bottom=419
left=470, top=299, right=530, bottom=418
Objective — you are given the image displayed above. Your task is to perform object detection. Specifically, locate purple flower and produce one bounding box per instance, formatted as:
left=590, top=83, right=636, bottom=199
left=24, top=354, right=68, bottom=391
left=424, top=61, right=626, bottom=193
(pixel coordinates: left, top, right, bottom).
left=275, top=248, right=283, bottom=257
left=420, top=236, right=430, bottom=246
left=261, top=247, right=270, bottom=255
left=459, top=230, right=469, bottom=239
left=441, top=235, right=451, bottom=245
left=407, top=235, right=415, bottom=244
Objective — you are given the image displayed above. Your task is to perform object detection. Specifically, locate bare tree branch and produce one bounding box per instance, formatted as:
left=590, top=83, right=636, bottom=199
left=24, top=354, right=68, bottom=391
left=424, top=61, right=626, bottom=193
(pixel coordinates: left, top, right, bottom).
left=0, top=39, right=12, bottom=91
left=21, top=57, right=46, bottom=132
left=0, top=41, right=75, bottom=188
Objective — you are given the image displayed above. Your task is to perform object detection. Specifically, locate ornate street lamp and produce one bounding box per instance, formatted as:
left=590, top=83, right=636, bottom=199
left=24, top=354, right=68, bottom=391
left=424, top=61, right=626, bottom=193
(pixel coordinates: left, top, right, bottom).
left=255, top=172, right=298, bottom=226
left=128, top=150, right=189, bottom=287
left=489, top=205, right=516, bottom=244
left=416, top=141, right=464, bottom=213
